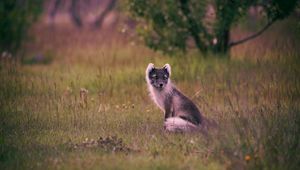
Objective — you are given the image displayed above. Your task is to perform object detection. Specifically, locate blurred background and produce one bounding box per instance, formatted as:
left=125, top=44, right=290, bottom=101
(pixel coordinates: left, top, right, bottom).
left=1, top=0, right=300, bottom=60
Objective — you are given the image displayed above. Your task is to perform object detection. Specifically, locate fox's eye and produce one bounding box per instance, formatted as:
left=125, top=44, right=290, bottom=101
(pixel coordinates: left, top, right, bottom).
left=152, top=74, right=157, bottom=78
left=164, top=74, right=168, bottom=79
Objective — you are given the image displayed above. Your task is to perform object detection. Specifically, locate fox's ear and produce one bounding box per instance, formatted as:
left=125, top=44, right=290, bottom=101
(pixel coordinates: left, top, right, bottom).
left=163, top=63, right=171, bottom=75
left=146, top=63, right=155, bottom=74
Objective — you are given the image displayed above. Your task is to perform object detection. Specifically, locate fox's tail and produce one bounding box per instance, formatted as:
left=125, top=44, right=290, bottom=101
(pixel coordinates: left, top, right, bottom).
left=164, top=117, right=199, bottom=132
left=164, top=117, right=218, bottom=134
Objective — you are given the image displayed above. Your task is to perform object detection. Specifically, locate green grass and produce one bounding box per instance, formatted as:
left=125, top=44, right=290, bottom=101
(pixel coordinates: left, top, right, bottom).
left=1, top=19, right=300, bottom=169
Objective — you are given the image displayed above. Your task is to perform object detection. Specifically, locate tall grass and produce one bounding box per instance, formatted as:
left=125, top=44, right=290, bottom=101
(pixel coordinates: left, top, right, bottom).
left=1, top=17, right=300, bottom=169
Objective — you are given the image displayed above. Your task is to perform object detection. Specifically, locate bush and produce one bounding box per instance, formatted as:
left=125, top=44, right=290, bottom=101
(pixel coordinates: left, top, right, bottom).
left=0, top=0, right=42, bottom=54
left=127, top=0, right=299, bottom=56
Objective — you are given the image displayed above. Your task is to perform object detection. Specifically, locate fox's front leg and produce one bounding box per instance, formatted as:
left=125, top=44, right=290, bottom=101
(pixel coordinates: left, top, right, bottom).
left=164, top=109, right=172, bottom=120
left=164, top=98, right=173, bottom=120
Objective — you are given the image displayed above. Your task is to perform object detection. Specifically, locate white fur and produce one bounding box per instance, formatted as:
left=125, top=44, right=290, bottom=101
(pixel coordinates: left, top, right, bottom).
left=163, top=63, right=171, bottom=76
left=164, top=117, right=198, bottom=132
left=147, top=82, right=173, bottom=111
left=146, top=63, right=154, bottom=76
left=145, top=63, right=173, bottom=111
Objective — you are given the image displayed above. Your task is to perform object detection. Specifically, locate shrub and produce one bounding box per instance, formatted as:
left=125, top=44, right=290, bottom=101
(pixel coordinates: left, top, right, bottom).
left=0, top=0, right=42, bottom=54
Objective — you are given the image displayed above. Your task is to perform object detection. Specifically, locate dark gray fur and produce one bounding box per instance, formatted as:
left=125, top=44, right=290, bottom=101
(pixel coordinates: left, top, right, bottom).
left=169, top=89, right=202, bottom=125
left=147, top=65, right=202, bottom=126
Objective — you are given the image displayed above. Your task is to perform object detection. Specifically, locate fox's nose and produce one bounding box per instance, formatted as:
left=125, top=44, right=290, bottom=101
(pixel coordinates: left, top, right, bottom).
left=159, top=83, right=163, bottom=88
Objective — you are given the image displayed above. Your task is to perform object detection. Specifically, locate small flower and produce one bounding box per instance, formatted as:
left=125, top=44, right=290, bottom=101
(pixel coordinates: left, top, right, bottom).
left=64, top=86, right=72, bottom=96
left=80, top=88, right=88, bottom=94
left=121, top=27, right=127, bottom=33
left=80, top=88, right=88, bottom=108
left=213, top=38, right=218, bottom=45
left=66, top=86, right=72, bottom=92
left=245, top=155, right=251, bottom=161
left=130, top=41, right=136, bottom=46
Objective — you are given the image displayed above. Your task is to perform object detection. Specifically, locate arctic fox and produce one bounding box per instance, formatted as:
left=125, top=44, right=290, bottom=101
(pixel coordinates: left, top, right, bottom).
left=146, top=63, right=203, bottom=132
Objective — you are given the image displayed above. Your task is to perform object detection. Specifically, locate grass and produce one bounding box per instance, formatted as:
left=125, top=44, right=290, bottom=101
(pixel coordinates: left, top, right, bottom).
left=1, top=17, right=300, bottom=170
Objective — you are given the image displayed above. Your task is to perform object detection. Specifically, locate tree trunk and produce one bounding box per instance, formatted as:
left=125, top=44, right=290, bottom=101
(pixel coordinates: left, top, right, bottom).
left=50, top=0, right=61, bottom=19
left=179, top=0, right=208, bottom=54
left=70, top=0, right=82, bottom=28
left=93, top=0, right=117, bottom=28
left=213, top=29, right=230, bottom=55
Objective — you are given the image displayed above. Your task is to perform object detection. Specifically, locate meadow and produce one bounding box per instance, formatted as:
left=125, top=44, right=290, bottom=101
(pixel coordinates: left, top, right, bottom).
left=0, top=17, right=300, bottom=170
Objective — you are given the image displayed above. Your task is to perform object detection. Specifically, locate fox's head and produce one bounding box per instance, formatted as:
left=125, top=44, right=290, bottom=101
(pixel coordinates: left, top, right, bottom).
left=146, top=63, right=171, bottom=90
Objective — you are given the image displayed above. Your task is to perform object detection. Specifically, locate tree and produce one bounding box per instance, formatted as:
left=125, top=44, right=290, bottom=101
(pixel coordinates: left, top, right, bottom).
left=127, top=0, right=299, bottom=56
left=0, top=0, right=42, bottom=54
left=94, top=0, right=117, bottom=28
left=70, top=0, right=83, bottom=27
left=49, top=0, right=117, bottom=29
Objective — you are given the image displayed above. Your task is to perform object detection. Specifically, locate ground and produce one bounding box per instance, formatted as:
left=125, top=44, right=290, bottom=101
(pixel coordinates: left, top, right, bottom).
left=0, top=17, right=300, bottom=170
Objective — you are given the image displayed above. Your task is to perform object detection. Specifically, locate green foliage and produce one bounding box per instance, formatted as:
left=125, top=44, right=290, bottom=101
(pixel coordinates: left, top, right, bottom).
left=129, top=0, right=208, bottom=55
left=0, top=0, right=42, bottom=54
left=265, top=0, right=299, bottom=20
left=127, top=0, right=299, bottom=55
left=213, top=0, right=252, bottom=53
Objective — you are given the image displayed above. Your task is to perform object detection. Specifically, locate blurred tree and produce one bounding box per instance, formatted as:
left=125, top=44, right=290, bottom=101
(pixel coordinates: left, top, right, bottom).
left=49, top=0, right=62, bottom=21
left=94, top=0, right=117, bottom=28
left=70, top=0, right=82, bottom=27
left=127, top=0, right=299, bottom=56
left=48, top=0, right=117, bottom=29
left=0, top=0, right=42, bottom=54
